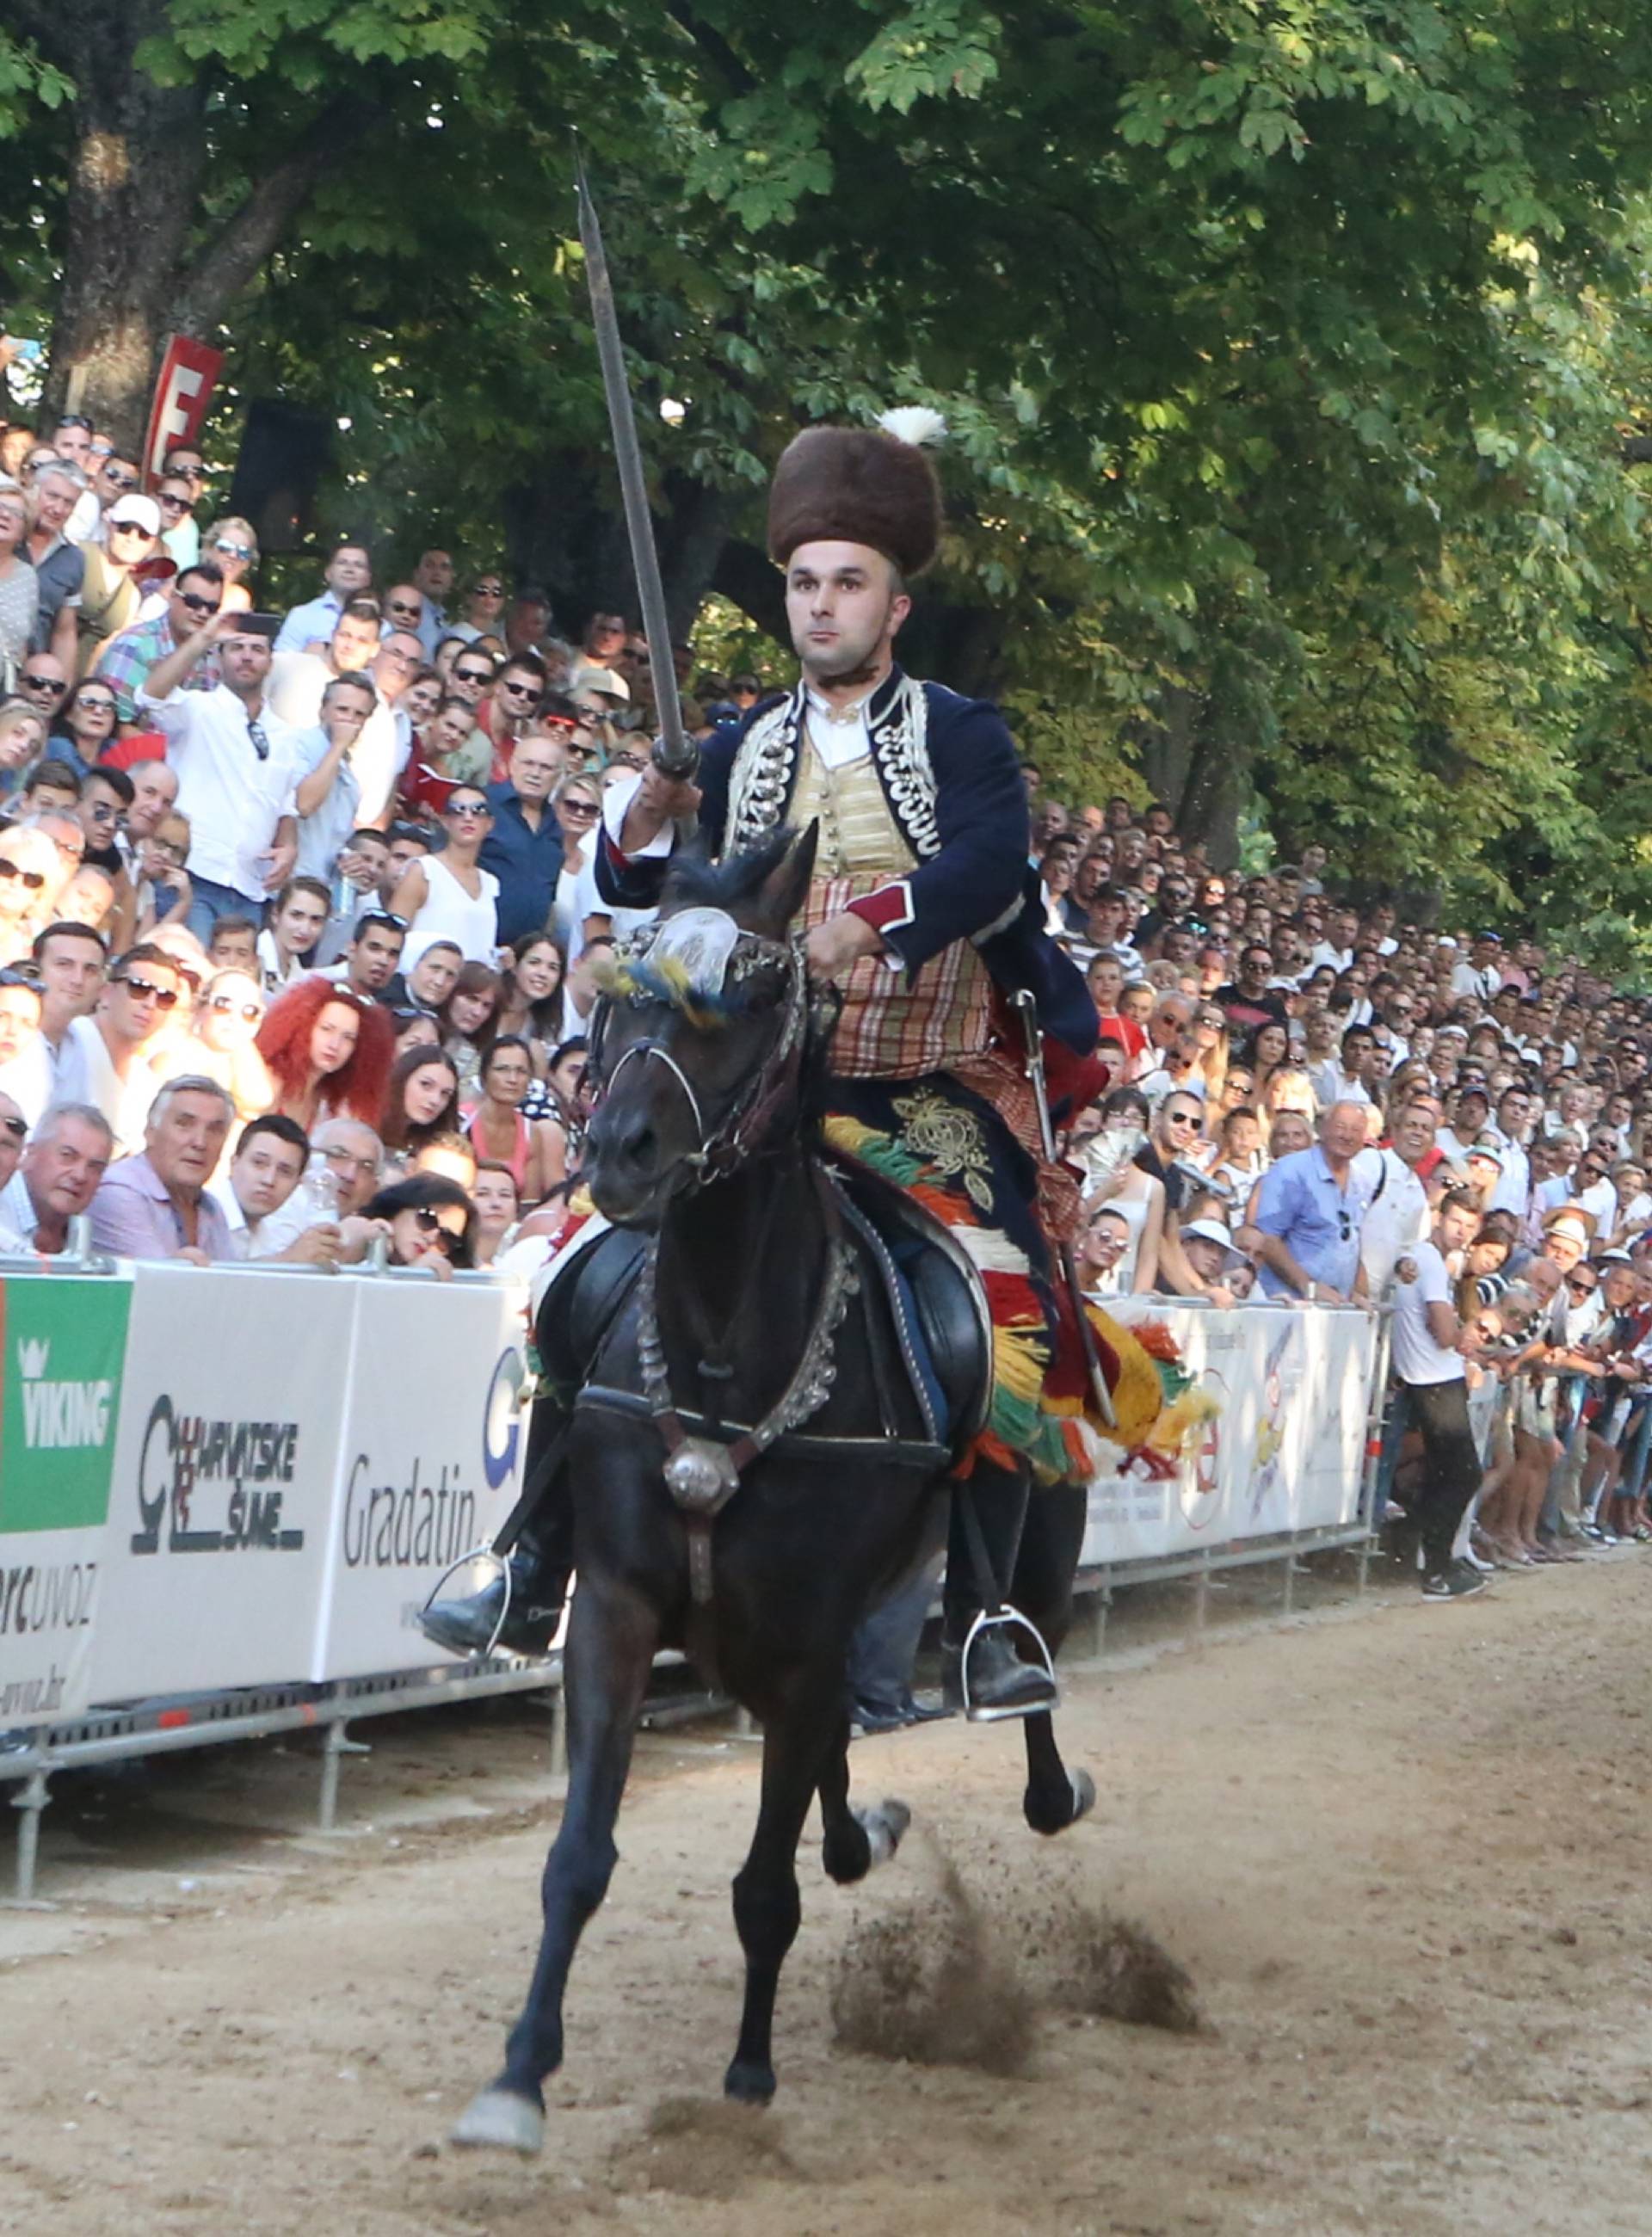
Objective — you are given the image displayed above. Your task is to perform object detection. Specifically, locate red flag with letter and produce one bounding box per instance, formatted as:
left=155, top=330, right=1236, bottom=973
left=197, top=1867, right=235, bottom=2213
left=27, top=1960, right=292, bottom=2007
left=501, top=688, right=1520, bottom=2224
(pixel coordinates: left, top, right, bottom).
left=143, top=335, right=225, bottom=485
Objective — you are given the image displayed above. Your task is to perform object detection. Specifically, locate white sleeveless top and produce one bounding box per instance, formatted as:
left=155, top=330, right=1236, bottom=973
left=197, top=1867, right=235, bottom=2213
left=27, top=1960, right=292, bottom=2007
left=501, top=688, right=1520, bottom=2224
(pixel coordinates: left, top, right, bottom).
left=403, top=852, right=500, bottom=974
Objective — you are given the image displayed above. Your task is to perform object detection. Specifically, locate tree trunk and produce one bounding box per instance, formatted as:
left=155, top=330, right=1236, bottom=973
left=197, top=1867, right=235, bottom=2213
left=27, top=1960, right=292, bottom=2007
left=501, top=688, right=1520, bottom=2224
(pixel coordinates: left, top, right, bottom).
left=36, top=2, right=206, bottom=446
left=26, top=0, right=379, bottom=450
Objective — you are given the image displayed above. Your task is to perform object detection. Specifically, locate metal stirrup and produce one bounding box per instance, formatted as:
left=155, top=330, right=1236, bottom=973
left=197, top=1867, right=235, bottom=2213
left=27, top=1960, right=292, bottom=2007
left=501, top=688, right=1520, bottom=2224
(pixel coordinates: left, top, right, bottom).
left=958, top=1605, right=1060, bottom=1724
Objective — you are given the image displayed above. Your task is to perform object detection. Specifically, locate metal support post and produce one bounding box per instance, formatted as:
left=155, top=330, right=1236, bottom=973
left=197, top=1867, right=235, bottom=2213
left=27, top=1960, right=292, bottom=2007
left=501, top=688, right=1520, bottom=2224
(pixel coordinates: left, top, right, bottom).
left=11, top=1769, right=49, bottom=1902
left=317, top=1721, right=370, bottom=1832
left=1192, top=1551, right=1210, bottom=1637
left=547, top=1688, right=568, bottom=1783
left=1282, top=1533, right=1298, bottom=1615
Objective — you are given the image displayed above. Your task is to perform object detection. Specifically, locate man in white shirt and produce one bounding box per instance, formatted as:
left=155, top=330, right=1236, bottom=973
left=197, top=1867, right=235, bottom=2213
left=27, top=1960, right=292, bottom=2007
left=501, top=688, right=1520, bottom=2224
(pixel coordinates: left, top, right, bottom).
left=1356, top=1095, right=1436, bottom=1297
left=1486, top=1086, right=1532, bottom=1218
left=1307, top=906, right=1359, bottom=976
left=1390, top=1188, right=1489, bottom=1599
left=52, top=946, right=179, bottom=1155
left=273, top=542, right=373, bottom=653
left=137, top=610, right=303, bottom=944
left=210, top=1112, right=348, bottom=1263
left=0, top=921, right=108, bottom=1125
left=1450, top=932, right=1504, bottom=1007
left=268, top=600, right=382, bottom=728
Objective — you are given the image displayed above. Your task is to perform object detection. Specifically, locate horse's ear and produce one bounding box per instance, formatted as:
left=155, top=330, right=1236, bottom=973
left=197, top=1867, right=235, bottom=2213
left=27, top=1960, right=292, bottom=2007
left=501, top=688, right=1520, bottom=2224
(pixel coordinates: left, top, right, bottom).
left=752, top=820, right=818, bottom=935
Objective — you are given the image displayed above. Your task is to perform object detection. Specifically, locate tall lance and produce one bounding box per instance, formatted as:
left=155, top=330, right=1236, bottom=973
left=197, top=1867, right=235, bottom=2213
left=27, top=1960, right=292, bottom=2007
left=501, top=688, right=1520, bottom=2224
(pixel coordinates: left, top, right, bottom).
left=573, top=145, right=700, bottom=798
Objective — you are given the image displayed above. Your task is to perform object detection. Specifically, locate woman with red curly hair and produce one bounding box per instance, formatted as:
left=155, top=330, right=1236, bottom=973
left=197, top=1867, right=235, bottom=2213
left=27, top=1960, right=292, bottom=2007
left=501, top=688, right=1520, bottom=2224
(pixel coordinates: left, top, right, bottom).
left=256, top=979, right=394, bottom=1131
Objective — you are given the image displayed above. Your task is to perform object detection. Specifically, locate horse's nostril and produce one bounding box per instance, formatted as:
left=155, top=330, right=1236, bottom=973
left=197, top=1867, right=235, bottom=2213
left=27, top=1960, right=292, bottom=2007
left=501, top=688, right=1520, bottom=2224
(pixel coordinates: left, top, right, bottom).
left=616, top=1115, right=656, bottom=1168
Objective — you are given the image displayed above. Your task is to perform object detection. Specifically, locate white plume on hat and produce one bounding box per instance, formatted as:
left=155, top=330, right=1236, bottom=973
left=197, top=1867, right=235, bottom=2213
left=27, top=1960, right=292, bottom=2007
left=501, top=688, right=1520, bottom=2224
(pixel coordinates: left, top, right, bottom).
left=877, top=405, right=948, bottom=449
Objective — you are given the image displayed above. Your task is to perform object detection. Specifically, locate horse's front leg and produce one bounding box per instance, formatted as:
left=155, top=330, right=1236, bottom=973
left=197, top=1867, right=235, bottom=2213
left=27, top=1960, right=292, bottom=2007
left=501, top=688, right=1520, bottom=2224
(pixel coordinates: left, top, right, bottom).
left=724, top=1664, right=844, bottom=2104
left=453, top=1573, right=659, bottom=2153
left=817, top=1712, right=910, bottom=1884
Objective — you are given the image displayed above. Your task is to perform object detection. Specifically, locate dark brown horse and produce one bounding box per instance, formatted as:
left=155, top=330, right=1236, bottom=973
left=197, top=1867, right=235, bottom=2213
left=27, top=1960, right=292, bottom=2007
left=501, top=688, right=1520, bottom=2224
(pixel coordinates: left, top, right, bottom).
left=453, top=827, right=1094, bottom=2154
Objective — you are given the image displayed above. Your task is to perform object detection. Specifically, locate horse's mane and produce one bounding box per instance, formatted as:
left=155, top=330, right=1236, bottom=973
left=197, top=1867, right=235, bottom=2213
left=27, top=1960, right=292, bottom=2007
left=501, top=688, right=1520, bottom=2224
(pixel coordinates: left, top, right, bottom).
left=663, top=828, right=796, bottom=920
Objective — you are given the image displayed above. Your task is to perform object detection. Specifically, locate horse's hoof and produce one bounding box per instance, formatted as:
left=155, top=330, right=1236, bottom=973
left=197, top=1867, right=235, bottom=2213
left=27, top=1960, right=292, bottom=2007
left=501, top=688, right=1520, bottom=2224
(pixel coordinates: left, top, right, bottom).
left=1024, top=1766, right=1096, bottom=1837
left=724, top=2057, right=777, bottom=2105
left=853, top=1796, right=911, bottom=1868
left=451, top=2087, right=546, bottom=2154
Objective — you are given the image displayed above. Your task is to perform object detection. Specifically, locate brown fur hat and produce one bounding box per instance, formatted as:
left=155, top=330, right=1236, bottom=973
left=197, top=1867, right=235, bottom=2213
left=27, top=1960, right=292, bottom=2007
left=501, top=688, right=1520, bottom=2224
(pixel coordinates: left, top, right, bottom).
left=767, top=408, right=946, bottom=577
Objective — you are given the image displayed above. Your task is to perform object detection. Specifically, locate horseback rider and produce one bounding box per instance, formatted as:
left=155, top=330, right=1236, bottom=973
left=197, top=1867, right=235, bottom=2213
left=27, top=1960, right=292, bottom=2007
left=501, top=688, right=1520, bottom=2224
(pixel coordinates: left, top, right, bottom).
left=422, top=409, right=1107, bottom=1713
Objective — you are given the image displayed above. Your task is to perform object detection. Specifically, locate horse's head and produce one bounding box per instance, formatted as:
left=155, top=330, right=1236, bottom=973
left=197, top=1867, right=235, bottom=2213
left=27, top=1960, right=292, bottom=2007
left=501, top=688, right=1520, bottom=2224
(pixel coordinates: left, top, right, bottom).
left=583, top=823, right=819, bottom=1226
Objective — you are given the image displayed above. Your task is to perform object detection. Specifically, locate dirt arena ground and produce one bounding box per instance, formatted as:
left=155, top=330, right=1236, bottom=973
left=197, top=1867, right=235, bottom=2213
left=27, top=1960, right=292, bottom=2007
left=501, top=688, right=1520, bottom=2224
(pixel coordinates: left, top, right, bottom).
left=5, top=1551, right=1652, bottom=2237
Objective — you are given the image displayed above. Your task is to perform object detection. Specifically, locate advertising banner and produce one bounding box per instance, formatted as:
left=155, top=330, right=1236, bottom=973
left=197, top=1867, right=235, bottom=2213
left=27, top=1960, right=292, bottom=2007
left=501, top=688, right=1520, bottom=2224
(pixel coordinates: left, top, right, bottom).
left=1080, top=1303, right=1377, bottom=1569
left=309, top=1279, right=530, bottom=1680
left=91, top=1266, right=354, bottom=1703
left=0, top=1273, right=132, bottom=1724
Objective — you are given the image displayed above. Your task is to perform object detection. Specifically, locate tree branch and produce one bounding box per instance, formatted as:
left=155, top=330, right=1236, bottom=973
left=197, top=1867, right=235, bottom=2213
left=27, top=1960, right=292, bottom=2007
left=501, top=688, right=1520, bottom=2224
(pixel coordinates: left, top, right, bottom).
left=663, top=3, right=758, bottom=97
left=172, top=93, right=378, bottom=333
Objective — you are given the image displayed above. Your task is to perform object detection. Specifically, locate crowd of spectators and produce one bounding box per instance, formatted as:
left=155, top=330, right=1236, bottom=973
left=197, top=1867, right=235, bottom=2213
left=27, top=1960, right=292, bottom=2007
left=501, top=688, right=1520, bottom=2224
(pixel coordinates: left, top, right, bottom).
left=0, top=410, right=780, bottom=1280
left=1041, top=786, right=1652, bottom=1599
left=1, top=408, right=1649, bottom=1604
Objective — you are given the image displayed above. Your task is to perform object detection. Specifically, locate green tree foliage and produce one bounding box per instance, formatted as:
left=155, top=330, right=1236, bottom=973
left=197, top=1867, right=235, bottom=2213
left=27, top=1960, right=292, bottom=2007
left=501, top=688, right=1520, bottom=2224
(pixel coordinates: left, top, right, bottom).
left=5, top=3, right=1652, bottom=955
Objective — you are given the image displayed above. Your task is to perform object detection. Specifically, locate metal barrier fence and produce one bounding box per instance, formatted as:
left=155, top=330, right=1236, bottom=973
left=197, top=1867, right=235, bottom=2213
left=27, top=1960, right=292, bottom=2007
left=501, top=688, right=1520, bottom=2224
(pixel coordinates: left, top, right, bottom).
left=2, top=1253, right=1390, bottom=1901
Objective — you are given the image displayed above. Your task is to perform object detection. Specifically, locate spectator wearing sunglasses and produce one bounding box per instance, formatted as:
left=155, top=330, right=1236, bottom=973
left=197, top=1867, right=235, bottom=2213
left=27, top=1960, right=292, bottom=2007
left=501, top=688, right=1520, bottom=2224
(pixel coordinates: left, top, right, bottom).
left=52, top=941, right=181, bottom=1152
left=75, top=495, right=161, bottom=672
left=92, top=560, right=225, bottom=724
left=89, top=1070, right=236, bottom=1262
left=1249, top=1100, right=1378, bottom=1303
left=381, top=581, right=427, bottom=647
left=445, top=645, right=497, bottom=710
left=22, top=465, right=85, bottom=671
left=477, top=650, right=546, bottom=763
left=77, top=447, right=141, bottom=539
left=361, top=1170, right=475, bottom=1274
left=154, top=471, right=200, bottom=570
left=448, top=574, right=505, bottom=646
left=46, top=675, right=120, bottom=776
left=390, top=785, right=499, bottom=974
left=200, top=515, right=258, bottom=612
left=17, top=650, right=71, bottom=729
left=0, top=825, right=58, bottom=965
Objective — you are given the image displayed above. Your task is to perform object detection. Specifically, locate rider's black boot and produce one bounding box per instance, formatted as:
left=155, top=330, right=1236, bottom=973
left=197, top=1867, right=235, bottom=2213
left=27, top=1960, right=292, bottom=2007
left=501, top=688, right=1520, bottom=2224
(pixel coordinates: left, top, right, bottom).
left=417, top=1532, right=568, bottom=1658
left=940, top=1469, right=1058, bottom=1719
left=420, top=1396, right=573, bottom=1658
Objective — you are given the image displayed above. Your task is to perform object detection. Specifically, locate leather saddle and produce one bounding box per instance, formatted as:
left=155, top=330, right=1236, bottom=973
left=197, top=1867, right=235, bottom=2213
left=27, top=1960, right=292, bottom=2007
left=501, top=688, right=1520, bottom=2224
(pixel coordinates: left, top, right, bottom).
left=538, top=1162, right=992, bottom=1469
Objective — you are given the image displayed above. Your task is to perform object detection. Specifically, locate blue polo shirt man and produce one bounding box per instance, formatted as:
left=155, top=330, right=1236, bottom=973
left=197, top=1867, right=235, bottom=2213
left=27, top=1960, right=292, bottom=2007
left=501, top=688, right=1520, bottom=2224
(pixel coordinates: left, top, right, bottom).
left=479, top=735, right=564, bottom=946
left=1251, top=1100, right=1378, bottom=1302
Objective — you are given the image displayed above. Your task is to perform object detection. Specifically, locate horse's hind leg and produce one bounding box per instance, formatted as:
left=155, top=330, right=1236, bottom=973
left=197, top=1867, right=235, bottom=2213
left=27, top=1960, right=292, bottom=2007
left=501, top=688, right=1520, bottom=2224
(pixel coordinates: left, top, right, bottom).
left=453, top=1576, right=658, bottom=2152
left=724, top=1667, right=842, bottom=2104
left=1014, top=1481, right=1097, bottom=1836
left=817, top=1715, right=910, bottom=1885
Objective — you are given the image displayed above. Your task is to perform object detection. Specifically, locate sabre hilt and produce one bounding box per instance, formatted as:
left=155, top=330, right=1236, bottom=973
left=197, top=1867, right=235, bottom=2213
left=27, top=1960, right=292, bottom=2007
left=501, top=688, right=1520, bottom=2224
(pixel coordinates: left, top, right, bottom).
left=650, top=730, right=700, bottom=784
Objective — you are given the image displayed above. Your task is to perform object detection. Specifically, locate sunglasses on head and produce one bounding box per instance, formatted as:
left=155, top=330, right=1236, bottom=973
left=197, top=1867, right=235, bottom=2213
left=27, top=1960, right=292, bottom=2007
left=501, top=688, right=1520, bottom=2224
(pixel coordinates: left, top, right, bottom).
left=357, top=909, right=409, bottom=933
left=117, top=973, right=178, bottom=1008
left=21, top=671, right=66, bottom=694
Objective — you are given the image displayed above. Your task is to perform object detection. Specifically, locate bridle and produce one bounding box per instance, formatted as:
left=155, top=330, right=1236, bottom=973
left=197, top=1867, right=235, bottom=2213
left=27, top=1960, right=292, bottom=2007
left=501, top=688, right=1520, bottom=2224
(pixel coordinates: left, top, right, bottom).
left=589, top=921, right=811, bottom=1184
